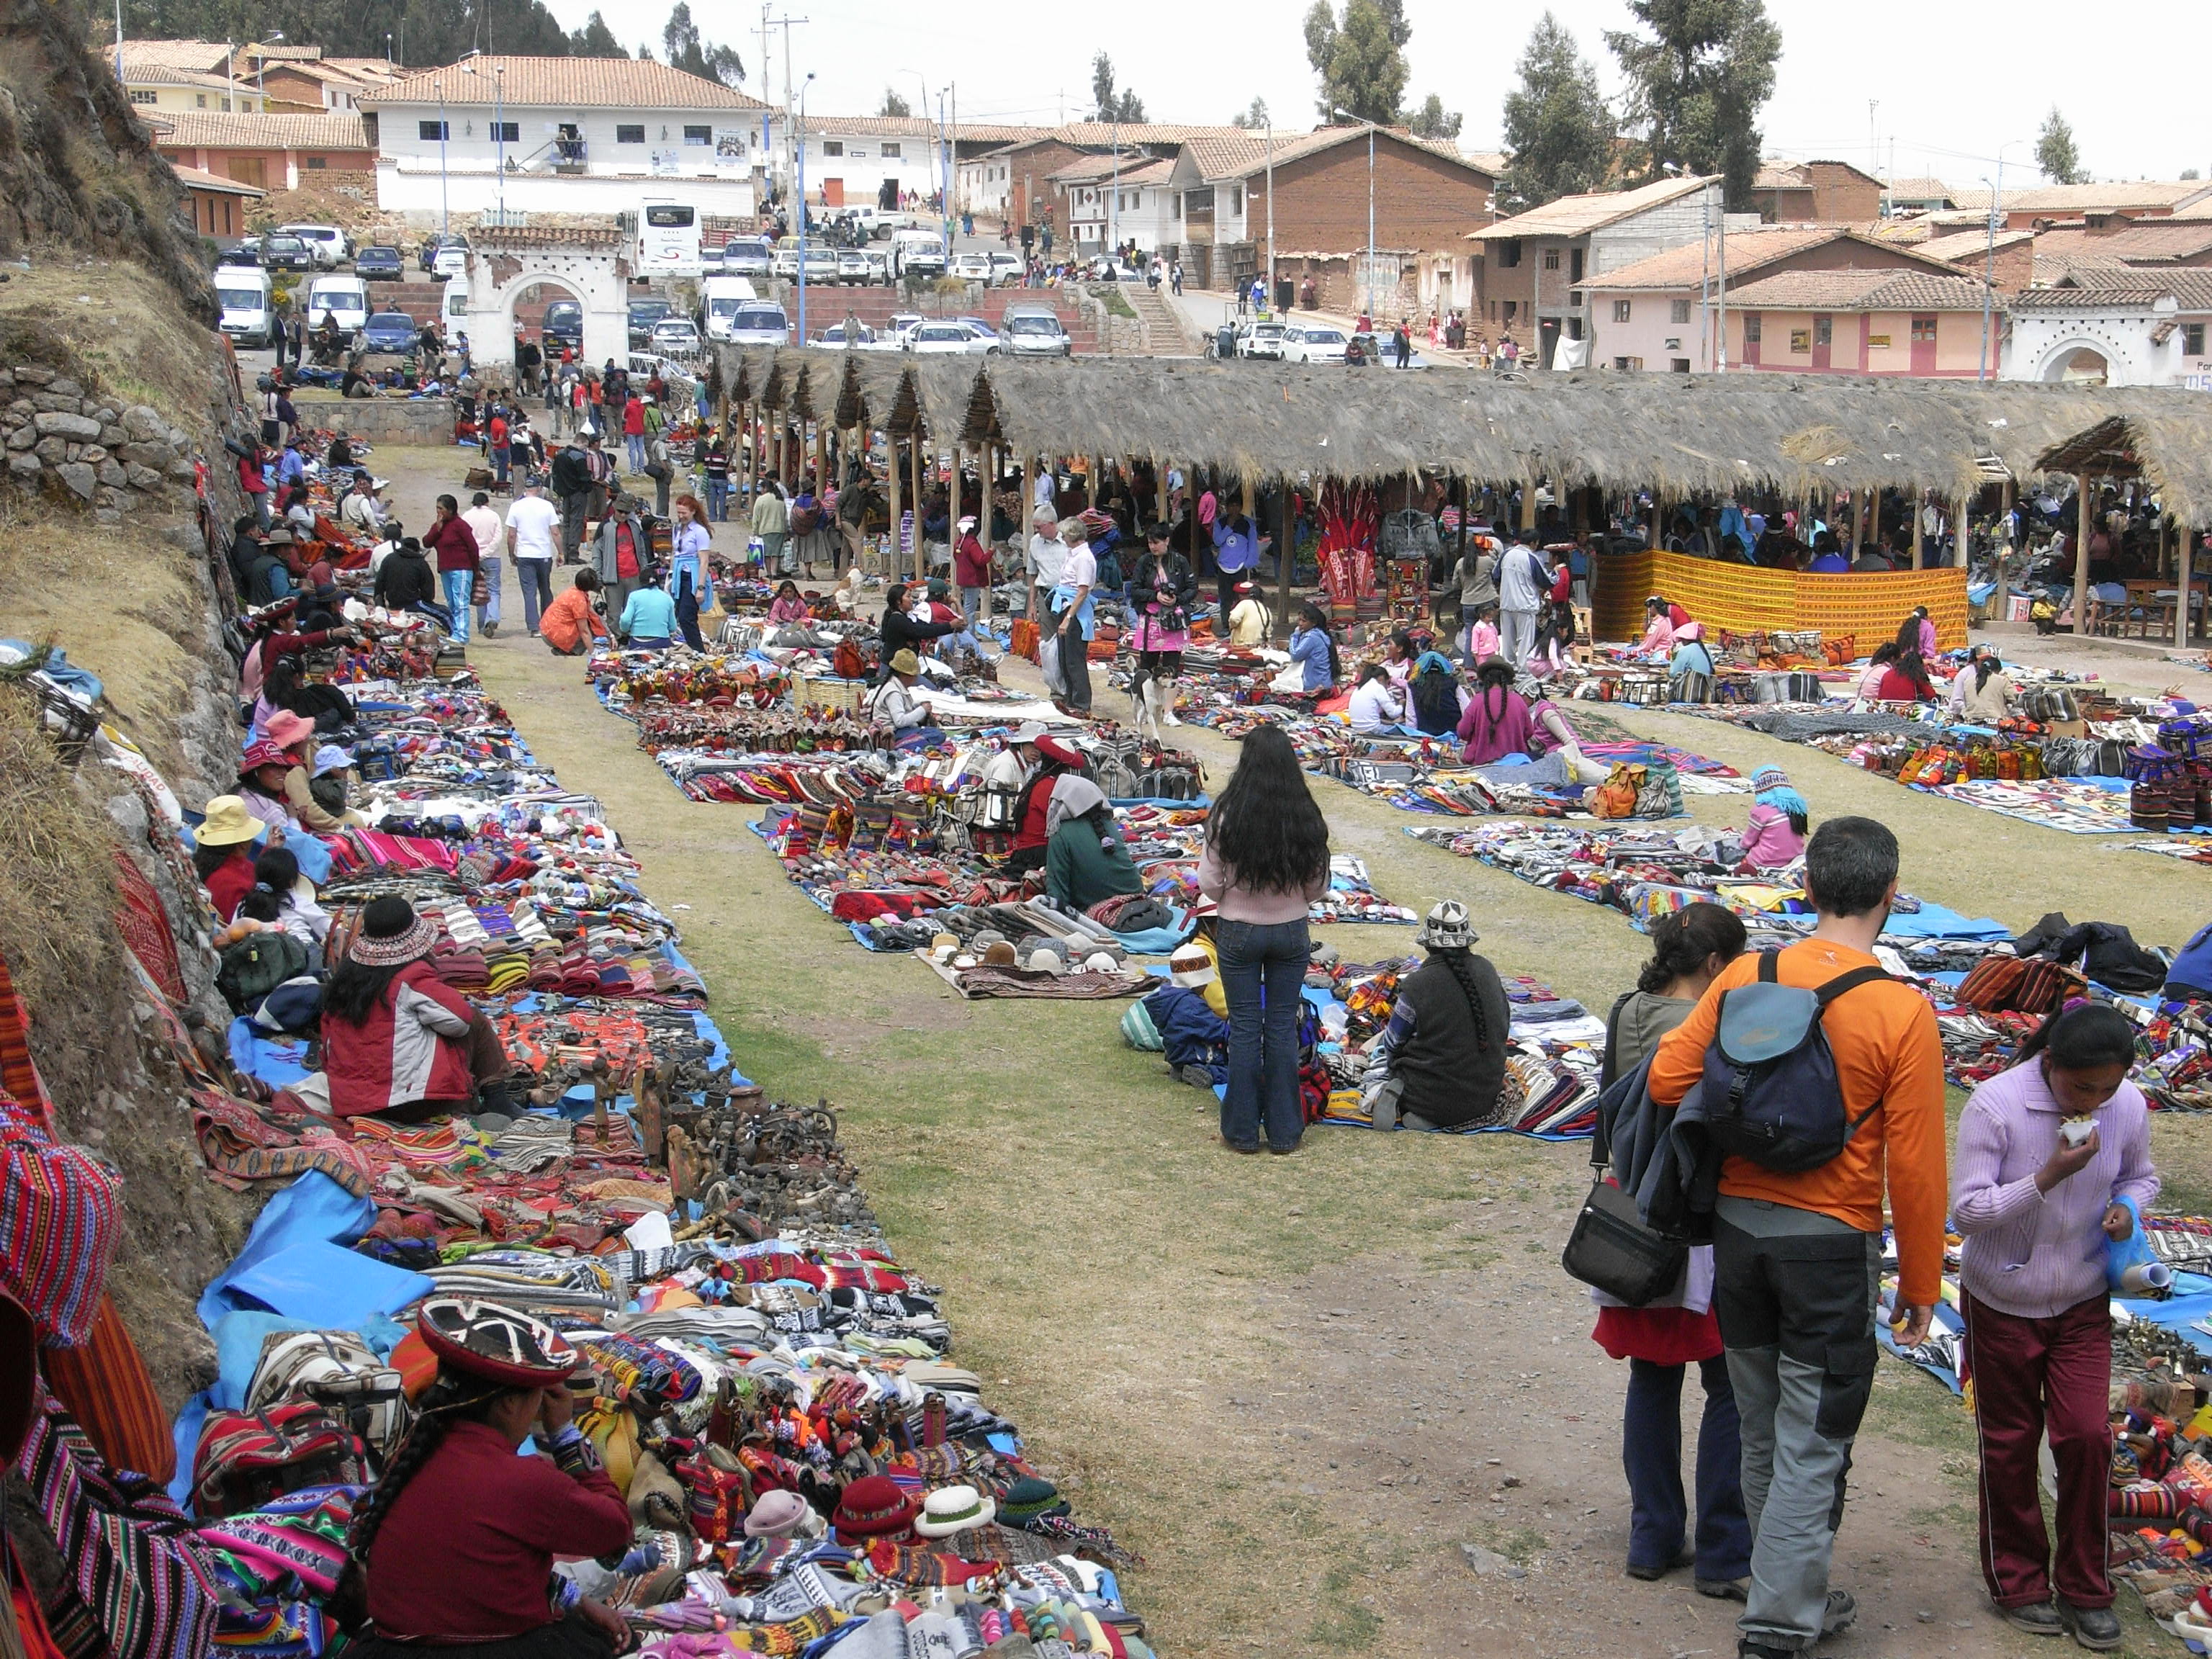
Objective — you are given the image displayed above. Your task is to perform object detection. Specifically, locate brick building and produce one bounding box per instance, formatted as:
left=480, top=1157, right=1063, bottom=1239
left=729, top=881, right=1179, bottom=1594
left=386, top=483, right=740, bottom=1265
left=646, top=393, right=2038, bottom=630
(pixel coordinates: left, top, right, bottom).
left=150, top=110, right=377, bottom=191
left=1745, top=159, right=1884, bottom=224
left=171, top=163, right=264, bottom=238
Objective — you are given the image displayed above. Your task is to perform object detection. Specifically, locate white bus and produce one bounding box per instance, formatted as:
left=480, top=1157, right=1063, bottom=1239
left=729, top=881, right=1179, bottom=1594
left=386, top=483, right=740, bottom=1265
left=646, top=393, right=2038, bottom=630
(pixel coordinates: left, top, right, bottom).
left=637, top=200, right=703, bottom=276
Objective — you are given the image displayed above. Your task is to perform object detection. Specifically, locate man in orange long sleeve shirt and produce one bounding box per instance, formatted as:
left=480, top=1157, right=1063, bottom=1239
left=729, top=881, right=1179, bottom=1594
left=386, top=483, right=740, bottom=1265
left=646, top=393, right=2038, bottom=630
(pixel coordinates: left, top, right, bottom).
left=1647, top=817, right=1943, bottom=1658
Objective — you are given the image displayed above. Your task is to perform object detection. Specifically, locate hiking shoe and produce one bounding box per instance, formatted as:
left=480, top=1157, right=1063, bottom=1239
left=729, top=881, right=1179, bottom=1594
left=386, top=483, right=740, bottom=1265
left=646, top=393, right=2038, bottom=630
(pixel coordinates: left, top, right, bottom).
left=1628, top=1547, right=1697, bottom=1582
left=1998, top=1601, right=2063, bottom=1636
left=1822, top=1590, right=1857, bottom=1636
left=1695, top=1577, right=1750, bottom=1601
left=2056, top=1603, right=2121, bottom=1651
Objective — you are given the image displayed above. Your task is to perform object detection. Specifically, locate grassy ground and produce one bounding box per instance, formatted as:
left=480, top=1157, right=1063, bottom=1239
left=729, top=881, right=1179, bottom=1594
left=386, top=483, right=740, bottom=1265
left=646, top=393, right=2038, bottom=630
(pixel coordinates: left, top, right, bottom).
left=374, top=444, right=2203, bottom=1657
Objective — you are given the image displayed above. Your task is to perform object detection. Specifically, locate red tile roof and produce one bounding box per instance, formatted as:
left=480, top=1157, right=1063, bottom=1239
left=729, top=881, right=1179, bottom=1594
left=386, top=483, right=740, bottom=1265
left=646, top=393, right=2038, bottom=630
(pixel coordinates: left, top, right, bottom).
left=366, top=55, right=765, bottom=110
left=1720, top=268, right=1991, bottom=311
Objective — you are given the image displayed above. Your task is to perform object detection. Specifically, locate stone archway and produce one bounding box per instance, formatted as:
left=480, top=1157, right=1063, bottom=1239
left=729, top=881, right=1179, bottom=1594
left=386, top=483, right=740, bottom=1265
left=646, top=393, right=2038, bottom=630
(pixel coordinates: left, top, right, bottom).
left=456, top=229, right=631, bottom=378
left=2041, top=343, right=2110, bottom=385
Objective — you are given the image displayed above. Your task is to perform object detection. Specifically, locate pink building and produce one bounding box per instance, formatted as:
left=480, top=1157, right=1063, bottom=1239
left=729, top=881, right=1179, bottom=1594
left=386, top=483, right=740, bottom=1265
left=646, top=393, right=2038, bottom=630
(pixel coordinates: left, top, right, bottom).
left=1721, top=269, right=1995, bottom=377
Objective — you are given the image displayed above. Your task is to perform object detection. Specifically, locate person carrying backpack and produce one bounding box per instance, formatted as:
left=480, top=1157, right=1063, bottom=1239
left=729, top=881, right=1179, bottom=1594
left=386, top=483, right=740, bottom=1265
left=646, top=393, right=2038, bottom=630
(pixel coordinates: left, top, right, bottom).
left=1645, top=817, right=1943, bottom=1659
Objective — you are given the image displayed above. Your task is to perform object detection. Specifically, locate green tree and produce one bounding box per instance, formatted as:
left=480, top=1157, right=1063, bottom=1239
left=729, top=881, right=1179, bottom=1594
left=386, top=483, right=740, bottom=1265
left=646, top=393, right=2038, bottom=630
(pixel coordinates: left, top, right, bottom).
left=1406, top=93, right=1460, bottom=142
left=568, top=10, right=624, bottom=57
left=2036, top=107, right=2085, bottom=185
left=1305, top=0, right=1407, bottom=125
left=1088, top=51, right=1146, bottom=122
left=1231, top=96, right=1270, bottom=130
left=1605, top=0, right=1781, bottom=208
left=879, top=87, right=912, bottom=119
left=1501, top=12, right=1614, bottom=207
left=660, top=2, right=742, bottom=86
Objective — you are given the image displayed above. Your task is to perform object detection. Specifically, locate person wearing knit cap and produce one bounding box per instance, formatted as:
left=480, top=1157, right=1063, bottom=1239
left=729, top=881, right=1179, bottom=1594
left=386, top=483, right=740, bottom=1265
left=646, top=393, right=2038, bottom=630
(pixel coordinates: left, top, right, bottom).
left=320, top=896, right=513, bottom=1122
left=1741, top=765, right=1809, bottom=871
left=338, top=1297, right=631, bottom=1659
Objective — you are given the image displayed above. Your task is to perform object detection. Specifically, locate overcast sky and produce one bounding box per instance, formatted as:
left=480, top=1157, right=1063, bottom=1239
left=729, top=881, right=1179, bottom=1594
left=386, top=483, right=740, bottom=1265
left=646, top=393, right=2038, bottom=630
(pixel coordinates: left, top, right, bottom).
left=541, top=0, right=2208, bottom=186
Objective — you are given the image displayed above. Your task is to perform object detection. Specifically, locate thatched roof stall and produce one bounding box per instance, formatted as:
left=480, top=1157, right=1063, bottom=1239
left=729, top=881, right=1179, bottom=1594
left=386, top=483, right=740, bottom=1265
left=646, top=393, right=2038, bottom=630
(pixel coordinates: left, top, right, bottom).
left=2036, top=408, right=2212, bottom=527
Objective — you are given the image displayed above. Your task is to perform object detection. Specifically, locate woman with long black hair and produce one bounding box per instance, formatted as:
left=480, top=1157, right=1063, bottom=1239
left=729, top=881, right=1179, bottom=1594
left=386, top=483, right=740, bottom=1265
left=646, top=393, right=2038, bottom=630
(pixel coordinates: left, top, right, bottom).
left=1281, top=601, right=1341, bottom=695
left=1197, top=725, right=1332, bottom=1154
left=337, top=1298, right=631, bottom=1659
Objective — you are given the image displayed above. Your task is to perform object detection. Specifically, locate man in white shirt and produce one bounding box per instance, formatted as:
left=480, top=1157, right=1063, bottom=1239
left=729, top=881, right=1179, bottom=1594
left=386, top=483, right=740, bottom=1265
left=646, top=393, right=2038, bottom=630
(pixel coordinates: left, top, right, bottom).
left=1496, top=534, right=1548, bottom=669
left=1025, top=511, right=1065, bottom=622
left=340, top=472, right=386, bottom=535
left=503, top=480, right=562, bottom=636
left=1052, top=525, right=1097, bottom=716
left=461, top=490, right=505, bottom=639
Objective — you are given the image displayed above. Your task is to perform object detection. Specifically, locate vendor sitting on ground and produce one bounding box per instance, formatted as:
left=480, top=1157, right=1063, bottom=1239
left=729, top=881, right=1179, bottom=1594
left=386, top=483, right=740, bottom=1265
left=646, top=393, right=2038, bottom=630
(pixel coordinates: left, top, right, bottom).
left=616, top=570, right=680, bottom=650
left=1281, top=602, right=1341, bottom=695
left=1638, top=595, right=1689, bottom=657
left=1741, top=765, right=1810, bottom=869
left=867, top=650, right=945, bottom=749
left=1346, top=663, right=1407, bottom=734
left=541, top=570, right=612, bottom=657
left=1357, top=899, right=1513, bottom=1130
left=323, top=896, right=513, bottom=1122
left=1455, top=657, right=1607, bottom=782
left=1004, top=734, right=1085, bottom=876
left=767, top=580, right=811, bottom=625
left=1875, top=649, right=1938, bottom=702
left=1856, top=642, right=1900, bottom=701
left=338, top=1296, right=631, bottom=1659
left=1667, top=621, right=1717, bottom=701
left=1949, top=647, right=2018, bottom=722
left=1408, top=651, right=1467, bottom=736
left=192, top=795, right=271, bottom=922
left=1043, top=774, right=1143, bottom=911
left=1226, top=580, right=1273, bottom=647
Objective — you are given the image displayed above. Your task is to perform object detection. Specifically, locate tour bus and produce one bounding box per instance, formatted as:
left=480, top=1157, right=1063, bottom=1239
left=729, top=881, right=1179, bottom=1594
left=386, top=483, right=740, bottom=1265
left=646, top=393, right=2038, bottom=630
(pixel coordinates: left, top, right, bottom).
left=637, top=200, right=703, bottom=277
left=698, top=275, right=761, bottom=341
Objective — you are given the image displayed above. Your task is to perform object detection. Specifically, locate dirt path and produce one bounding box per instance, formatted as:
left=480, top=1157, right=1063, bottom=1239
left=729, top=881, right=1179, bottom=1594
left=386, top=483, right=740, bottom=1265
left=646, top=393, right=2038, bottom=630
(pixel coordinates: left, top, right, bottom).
left=371, top=446, right=2145, bottom=1655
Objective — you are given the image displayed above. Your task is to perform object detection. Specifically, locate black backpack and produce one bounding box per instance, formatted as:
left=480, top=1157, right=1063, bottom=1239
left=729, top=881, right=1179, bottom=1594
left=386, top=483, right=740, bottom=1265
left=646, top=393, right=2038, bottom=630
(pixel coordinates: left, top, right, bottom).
left=1696, top=950, right=1891, bottom=1173
left=216, top=930, right=311, bottom=1015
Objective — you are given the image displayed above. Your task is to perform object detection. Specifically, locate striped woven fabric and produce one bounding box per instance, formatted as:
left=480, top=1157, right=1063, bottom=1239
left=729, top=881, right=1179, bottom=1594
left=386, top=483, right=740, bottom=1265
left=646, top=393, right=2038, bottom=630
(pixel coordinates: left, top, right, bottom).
left=0, top=1090, right=120, bottom=1347
left=112, top=853, right=188, bottom=1007
left=12, top=1382, right=222, bottom=1659
left=41, top=1297, right=176, bottom=1485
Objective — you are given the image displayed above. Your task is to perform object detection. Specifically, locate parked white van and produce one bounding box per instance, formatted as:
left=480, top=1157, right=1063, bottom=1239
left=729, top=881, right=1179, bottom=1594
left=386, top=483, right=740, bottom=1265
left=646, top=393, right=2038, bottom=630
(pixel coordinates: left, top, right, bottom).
left=215, top=266, right=274, bottom=349
left=302, top=274, right=370, bottom=336
left=698, top=275, right=761, bottom=341
left=273, top=223, right=349, bottom=269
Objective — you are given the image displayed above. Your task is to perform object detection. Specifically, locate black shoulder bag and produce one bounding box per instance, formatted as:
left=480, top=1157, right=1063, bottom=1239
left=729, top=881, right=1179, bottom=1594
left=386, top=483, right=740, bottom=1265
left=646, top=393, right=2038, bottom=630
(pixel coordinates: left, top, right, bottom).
left=1560, top=1055, right=1689, bottom=1307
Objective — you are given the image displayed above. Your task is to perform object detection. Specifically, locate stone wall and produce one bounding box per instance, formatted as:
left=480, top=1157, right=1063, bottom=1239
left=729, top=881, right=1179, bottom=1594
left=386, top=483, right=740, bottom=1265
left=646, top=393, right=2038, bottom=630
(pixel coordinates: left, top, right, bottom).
left=0, top=366, right=198, bottom=522
left=292, top=393, right=454, bottom=444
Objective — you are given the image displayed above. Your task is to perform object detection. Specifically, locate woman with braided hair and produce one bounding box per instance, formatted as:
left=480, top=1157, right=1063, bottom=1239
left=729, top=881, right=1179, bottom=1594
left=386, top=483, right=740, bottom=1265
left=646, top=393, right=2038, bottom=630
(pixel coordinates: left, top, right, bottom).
left=1355, top=899, right=1512, bottom=1131
left=338, top=1298, right=631, bottom=1659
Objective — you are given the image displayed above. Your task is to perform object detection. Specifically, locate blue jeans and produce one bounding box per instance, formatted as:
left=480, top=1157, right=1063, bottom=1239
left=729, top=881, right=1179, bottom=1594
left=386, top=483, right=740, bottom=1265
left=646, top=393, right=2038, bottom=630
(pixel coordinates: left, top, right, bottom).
left=673, top=568, right=705, bottom=650
left=626, top=433, right=646, bottom=472
left=706, top=477, right=730, bottom=520
left=515, top=559, right=553, bottom=634
left=441, top=569, right=474, bottom=642
left=1215, top=917, right=1309, bottom=1151
left=1624, top=1355, right=1750, bottom=1581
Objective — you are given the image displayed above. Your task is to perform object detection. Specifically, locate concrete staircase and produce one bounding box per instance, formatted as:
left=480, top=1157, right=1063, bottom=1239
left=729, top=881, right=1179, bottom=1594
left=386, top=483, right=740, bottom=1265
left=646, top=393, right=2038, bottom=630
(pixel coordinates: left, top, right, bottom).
left=1123, top=281, right=1200, bottom=356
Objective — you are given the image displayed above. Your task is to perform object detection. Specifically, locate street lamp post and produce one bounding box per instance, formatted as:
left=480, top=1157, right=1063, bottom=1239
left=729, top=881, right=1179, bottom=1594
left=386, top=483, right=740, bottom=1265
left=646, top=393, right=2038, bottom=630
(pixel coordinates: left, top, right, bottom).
left=1979, top=141, right=2019, bottom=382
left=436, top=81, right=449, bottom=238
left=255, top=32, right=283, bottom=109
left=796, top=72, right=816, bottom=343
left=1330, top=107, right=1375, bottom=320
left=464, top=55, right=507, bottom=222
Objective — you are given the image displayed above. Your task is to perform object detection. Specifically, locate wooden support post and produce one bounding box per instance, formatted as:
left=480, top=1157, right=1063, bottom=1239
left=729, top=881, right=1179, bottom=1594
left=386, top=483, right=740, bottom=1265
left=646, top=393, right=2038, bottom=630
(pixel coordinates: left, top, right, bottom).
left=1649, top=495, right=1662, bottom=552
left=2072, top=474, right=2094, bottom=637
left=1020, top=451, right=1036, bottom=619
left=1276, top=474, right=1295, bottom=644
left=1156, top=460, right=1169, bottom=525
left=1519, top=476, right=1535, bottom=533
left=2179, top=521, right=2193, bottom=649
left=1910, top=490, right=1924, bottom=570
left=887, top=435, right=902, bottom=588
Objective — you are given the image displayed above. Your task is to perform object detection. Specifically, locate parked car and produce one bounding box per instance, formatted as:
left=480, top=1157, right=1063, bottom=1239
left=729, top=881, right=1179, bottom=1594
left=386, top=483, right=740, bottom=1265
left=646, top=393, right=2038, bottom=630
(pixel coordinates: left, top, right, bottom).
left=354, top=245, right=404, bottom=282
left=953, top=318, right=1000, bottom=347
left=721, top=237, right=773, bottom=279
left=999, top=306, right=1074, bottom=358
left=809, top=320, right=877, bottom=349
left=360, top=311, right=421, bottom=354
left=950, top=252, right=993, bottom=283
left=1279, top=323, right=1348, bottom=364
left=772, top=238, right=838, bottom=283
left=835, top=249, right=872, bottom=284
left=260, top=234, right=315, bottom=273
left=627, top=297, right=674, bottom=349
left=216, top=241, right=264, bottom=268
left=987, top=251, right=1022, bottom=287
left=1238, top=320, right=1287, bottom=360
left=725, top=304, right=791, bottom=346
left=649, top=317, right=702, bottom=359
left=885, top=312, right=924, bottom=342
left=273, top=222, right=348, bottom=268
left=904, top=320, right=994, bottom=355
left=541, top=300, right=583, bottom=351
left=418, top=233, right=469, bottom=275
left=860, top=249, right=892, bottom=285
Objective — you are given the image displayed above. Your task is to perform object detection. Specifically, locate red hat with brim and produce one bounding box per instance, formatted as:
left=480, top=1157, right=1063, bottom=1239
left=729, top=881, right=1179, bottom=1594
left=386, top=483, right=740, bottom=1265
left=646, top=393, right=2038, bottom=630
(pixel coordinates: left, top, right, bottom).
left=416, top=1296, right=580, bottom=1389
left=1033, top=735, right=1083, bottom=770
left=830, top=1473, right=920, bottom=1544
left=238, top=740, right=291, bottom=778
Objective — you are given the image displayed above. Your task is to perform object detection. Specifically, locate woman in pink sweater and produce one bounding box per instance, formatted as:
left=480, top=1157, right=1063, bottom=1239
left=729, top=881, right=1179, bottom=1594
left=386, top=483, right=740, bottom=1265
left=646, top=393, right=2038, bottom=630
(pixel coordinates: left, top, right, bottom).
left=1740, top=765, right=1808, bottom=868
left=766, top=580, right=811, bottom=624
left=1197, top=725, right=1332, bottom=1156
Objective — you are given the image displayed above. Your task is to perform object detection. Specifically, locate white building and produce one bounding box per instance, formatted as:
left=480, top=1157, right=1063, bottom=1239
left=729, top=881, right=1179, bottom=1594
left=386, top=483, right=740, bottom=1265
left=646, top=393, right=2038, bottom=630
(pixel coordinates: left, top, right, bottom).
left=364, top=56, right=768, bottom=223
left=1049, top=155, right=1177, bottom=253
left=2003, top=272, right=2212, bottom=387
left=787, top=115, right=947, bottom=213
left=958, top=145, right=1017, bottom=220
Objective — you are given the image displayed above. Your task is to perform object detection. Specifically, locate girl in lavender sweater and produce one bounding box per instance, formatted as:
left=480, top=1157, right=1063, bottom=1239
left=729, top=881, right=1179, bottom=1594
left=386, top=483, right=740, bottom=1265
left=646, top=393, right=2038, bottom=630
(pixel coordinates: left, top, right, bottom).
left=1951, top=1002, right=2156, bottom=1650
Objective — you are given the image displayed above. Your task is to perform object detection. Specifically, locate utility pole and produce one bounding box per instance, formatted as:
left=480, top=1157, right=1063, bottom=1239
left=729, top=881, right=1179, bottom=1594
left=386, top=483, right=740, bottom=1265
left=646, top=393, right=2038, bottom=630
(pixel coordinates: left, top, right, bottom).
left=1266, top=121, right=1275, bottom=312
left=1715, top=182, right=1727, bottom=373
left=760, top=11, right=808, bottom=202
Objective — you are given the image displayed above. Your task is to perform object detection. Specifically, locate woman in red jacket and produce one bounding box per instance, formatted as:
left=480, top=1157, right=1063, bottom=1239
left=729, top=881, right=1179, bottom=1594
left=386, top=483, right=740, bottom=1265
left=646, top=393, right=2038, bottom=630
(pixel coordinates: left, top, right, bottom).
left=322, top=897, right=510, bottom=1120
left=1004, top=734, right=1084, bottom=875
left=339, top=1297, right=632, bottom=1659
left=427, top=494, right=485, bottom=645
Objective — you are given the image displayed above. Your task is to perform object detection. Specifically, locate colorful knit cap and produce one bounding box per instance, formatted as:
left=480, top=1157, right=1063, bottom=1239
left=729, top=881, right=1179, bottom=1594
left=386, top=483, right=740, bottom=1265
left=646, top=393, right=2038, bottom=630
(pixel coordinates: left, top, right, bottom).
left=347, top=896, right=439, bottom=968
left=1751, top=765, right=1789, bottom=792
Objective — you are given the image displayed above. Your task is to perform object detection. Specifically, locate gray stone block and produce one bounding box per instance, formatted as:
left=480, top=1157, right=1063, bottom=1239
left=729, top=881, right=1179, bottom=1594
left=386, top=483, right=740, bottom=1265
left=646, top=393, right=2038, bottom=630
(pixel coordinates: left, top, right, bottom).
left=56, top=462, right=96, bottom=499
left=32, top=410, right=101, bottom=440
left=125, top=464, right=166, bottom=491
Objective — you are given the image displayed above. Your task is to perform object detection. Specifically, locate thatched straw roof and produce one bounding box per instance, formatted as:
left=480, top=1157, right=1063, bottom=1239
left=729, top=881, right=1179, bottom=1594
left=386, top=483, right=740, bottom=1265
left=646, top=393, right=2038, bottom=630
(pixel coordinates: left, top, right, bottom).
left=2036, top=408, right=2212, bottom=524
left=707, top=343, right=2212, bottom=513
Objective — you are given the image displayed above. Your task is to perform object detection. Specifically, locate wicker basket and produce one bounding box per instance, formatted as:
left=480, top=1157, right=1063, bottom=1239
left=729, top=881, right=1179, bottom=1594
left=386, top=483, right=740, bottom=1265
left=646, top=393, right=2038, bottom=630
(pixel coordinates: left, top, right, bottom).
left=794, top=672, right=867, bottom=714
